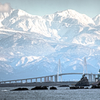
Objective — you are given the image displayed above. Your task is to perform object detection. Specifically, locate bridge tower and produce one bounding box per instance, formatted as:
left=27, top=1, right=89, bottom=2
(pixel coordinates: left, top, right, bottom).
left=83, top=57, right=88, bottom=74
left=57, top=59, right=62, bottom=82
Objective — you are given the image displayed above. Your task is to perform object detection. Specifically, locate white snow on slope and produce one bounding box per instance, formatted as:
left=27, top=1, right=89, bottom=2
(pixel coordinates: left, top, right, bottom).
left=0, top=9, right=100, bottom=80
left=93, top=14, right=100, bottom=25
left=16, top=56, right=41, bottom=67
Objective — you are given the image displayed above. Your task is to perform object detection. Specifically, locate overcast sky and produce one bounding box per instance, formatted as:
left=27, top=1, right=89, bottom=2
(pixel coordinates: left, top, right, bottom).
left=0, top=0, right=100, bottom=18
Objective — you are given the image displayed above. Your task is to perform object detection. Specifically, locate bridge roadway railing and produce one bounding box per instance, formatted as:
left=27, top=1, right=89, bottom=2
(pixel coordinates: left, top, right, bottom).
left=0, top=73, right=99, bottom=84
left=0, top=74, right=57, bottom=84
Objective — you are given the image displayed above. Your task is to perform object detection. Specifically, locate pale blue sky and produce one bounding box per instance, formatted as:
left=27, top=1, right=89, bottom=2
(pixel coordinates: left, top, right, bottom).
left=0, top=0, right=100, bottom=18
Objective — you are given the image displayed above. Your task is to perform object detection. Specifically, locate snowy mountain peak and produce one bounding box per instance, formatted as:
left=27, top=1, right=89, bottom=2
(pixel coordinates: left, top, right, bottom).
left=58, top=9, right=95, bottom=25
left=55, top=9, right=80, bottom=16
left=93, top=14, right=100, bottom=25
left=44, top=9, right=95, bottom=25
left=9, top=9, right=34, bottom=18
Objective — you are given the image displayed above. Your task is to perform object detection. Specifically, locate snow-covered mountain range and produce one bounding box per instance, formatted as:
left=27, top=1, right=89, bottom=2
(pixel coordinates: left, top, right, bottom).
left=0, top=9, right=100, bottom=81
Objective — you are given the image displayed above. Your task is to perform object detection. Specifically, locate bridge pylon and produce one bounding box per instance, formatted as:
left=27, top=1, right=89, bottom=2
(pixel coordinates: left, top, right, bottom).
left=57, top=59, right=62, bottom=82
left=83, top=57, right=88, bottom=74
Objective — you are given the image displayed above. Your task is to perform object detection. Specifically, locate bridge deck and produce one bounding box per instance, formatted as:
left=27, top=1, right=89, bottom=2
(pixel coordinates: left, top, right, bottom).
left=0, top=73, right=98, bottom=84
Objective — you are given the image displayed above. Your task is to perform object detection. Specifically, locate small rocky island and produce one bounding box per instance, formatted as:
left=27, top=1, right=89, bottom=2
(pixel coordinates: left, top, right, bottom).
left=75, top=74, right=89, bottom=86
left=70, top=74, right=89, bottom=89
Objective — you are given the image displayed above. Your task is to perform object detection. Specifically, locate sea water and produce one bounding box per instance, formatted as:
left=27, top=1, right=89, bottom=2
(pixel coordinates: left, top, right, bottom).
left=0, top=87, right=100, bottom=100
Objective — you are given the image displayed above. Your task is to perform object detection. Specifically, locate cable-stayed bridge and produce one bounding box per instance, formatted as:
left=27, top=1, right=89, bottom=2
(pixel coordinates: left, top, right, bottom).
left=0, top=58, right=99, bottom=86
left=0, top=73, right=98, bottom=85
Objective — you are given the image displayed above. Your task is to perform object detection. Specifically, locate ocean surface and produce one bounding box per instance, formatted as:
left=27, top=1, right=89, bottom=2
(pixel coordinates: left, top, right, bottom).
left=0, top=87, right=100, bottom=100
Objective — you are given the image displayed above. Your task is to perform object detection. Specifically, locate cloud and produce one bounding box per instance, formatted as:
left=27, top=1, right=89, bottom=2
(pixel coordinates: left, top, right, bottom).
left=0, top=3, right=12, bottom=12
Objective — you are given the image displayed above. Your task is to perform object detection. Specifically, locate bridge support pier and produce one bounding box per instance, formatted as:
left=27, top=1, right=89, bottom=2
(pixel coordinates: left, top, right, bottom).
left=40, top=78, right=42, bottom=82
left=55, top=75, right=57, bottom=82
left=31, top=79, right=32, bottom=83
left=88, top=74, right=92, bottom=82
left=26, top=79, right=27, bottom=83
left=93, top=75, right=96, bottom=82
left=21, top=80, right=23, bottom=83
left=50, top=76, right=53, bottom=82
left=47, top=77, right=49, bottom=82
left=35, top=78, right=37, bottom=82
left=44, top=77, right=46, bottom=82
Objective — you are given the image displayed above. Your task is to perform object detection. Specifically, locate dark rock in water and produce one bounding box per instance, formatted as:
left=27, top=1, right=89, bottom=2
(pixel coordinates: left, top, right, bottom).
left=75, top=74, right=89, bottom=86
left=98, top=81, right=100, bottom=85
left=91, top=84, right=100, bottom=89
left=11, top=88, right=28, bottom=91
left=50, top=87, right=57, bottom=90
left=79, top=86, right=84, bottom=89
left=97, top=81, right=100, bottom=86
left=91, top=80, right=100, bottom=89
left=42, top=86, right=48, bottom=90
left=31, top=86, right=41, bottom=90
left=70, top=87, right=79, bottom=89
left=31, top=86, right=48, bottom=90
left=70, top=86, right=84, bottom=89
left=59, top=85, right=69, bottom=87
left=70, top=74, right=89, bottom=89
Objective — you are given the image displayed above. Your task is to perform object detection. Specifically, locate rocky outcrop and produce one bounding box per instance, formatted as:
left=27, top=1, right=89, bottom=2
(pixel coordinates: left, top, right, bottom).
left=11, top=88, right=28, bottom=91
left=75, top=74, right=89, bottom=86
left=50, top=86, right=57, bottom=90
left=70, top=86, right=85, bottom=89
left=59, top=85, right=69, bottom=87
left=31, top=86, right=48, bottom=90
left=91, top=85, right=100, bottom=89
left=70, top=87, right=79, bottom=89
left=91, top=81, right=100, bottom=89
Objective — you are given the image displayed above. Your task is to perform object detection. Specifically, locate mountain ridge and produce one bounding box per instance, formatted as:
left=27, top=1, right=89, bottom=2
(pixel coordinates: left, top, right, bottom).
left=0, top=9, right=100, bottom=81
